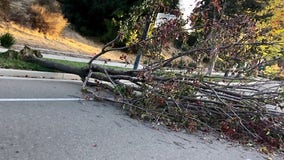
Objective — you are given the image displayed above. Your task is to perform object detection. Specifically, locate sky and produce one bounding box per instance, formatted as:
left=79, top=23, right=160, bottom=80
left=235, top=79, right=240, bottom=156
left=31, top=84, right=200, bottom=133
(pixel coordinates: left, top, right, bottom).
left=178, top=0, right=201, bottom=29
left=154, top=0, right=201, bottom=29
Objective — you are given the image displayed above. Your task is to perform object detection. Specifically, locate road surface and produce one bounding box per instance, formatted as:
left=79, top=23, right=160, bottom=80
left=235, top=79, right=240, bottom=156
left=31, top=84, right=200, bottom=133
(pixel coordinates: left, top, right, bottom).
left=0, top=77, right=280, bottom=160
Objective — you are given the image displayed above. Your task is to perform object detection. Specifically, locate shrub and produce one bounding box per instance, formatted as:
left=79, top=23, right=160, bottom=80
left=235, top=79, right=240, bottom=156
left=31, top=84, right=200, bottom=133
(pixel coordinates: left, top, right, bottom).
left=29, top=4, right=67, bottom=36
left=0, top=33, right=16, bottom=48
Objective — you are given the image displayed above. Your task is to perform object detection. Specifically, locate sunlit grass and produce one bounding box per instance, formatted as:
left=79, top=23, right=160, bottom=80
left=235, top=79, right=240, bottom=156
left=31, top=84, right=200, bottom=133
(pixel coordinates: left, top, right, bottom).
left=2, top=23, right=100, bottom=54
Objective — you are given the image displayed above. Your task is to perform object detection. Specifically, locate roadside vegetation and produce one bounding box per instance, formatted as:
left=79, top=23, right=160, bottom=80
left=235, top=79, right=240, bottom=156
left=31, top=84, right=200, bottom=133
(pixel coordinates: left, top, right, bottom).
left=0, top=33, right=15, bottom=48
left=0, top=50, right=129, bottom=72
left=0, top=50, right=79, bottom=72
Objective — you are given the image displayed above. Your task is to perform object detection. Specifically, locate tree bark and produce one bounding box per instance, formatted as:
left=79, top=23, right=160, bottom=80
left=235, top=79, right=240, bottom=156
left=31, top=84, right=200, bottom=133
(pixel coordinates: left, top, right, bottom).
left=206, top=51, right=218, bottom=76
left=24, top=56, right=88, bottom=79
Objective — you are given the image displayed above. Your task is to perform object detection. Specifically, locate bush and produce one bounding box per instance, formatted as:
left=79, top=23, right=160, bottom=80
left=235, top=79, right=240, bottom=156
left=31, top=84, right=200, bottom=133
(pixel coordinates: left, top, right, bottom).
left=0, top=33, right=16, bottom=48
left=29, top=4, right=67, bottom=36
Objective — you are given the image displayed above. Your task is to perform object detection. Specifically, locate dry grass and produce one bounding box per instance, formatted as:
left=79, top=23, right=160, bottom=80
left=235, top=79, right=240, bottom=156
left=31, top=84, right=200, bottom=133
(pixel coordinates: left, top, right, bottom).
left=0, top=22, right=136, bottom=62
left=29, top=4, right=67, bottom=36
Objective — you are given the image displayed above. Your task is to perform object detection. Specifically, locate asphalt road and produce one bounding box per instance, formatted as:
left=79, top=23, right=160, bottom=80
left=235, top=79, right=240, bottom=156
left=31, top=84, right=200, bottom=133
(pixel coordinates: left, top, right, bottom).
left=0, top=77, right=279, bottom=160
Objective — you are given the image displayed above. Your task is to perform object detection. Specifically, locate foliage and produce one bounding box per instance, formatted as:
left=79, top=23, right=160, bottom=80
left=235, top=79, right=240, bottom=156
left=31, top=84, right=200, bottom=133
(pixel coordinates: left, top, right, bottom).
left=185, top=0, right=279, bottom=75
left=0, top=33, right=15, bottom=48
left=255, top=0, right=284, bottom=60
left=119, top=0, right=180, bottom=44
left=119, top=0, right=185, bottom=64
left=264, top=64, right=284, bottom=80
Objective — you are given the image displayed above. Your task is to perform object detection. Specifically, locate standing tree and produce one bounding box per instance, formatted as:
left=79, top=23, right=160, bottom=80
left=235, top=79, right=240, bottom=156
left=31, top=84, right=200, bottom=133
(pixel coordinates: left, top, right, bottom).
left=189, top=0, right=275, bottom=76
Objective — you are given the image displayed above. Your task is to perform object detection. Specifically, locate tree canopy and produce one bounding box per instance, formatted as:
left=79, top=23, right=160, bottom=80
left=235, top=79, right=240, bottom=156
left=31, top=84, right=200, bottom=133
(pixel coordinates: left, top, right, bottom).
left=186, top=0, right=283, bottom=75
left=256, top=0, right=284, bottom=59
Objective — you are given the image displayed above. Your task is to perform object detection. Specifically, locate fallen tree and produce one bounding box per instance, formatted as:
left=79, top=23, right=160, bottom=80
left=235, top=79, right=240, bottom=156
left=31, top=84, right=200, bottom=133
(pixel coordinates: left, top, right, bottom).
left=16, top=39, right=284, bottom=153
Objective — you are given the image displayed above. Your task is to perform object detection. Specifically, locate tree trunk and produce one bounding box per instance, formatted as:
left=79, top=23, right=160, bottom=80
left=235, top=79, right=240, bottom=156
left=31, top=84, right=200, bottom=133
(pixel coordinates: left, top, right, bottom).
left=18, top=45, right=89, bottom=79
left=26, top=56, right=88, bottom=79
left=206, top=52, right=218, bottom=76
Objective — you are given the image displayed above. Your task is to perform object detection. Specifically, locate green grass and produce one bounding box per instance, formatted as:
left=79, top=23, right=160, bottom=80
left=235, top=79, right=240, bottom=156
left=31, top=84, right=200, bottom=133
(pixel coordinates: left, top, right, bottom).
left=0, top=54, right=54, bottom=72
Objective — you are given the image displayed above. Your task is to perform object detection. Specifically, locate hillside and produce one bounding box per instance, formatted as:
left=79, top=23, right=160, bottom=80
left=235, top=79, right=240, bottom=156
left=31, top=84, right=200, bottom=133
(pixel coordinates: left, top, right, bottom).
left=0, top=0, right=134, bottom=62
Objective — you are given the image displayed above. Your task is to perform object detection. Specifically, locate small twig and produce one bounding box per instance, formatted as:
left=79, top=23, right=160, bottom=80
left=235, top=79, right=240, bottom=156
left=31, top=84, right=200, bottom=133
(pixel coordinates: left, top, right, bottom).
left=88, top=34, right=123, bottom=66
left=152, top=107, right=167, bottom=128
left=104, top=68, right=124, bottom=99
left=204, top=84, right=233, bottom=118
left=204, top=84, right=262, bottom=139
left=170, top=95, right=182, bottom=111
left=82, top=70, right=93, bottom=89
left=228, top=105, right=261, bottom=139
left=104, top=69, right=117, bottom=87
left=102, top=34, right=121, bottom=51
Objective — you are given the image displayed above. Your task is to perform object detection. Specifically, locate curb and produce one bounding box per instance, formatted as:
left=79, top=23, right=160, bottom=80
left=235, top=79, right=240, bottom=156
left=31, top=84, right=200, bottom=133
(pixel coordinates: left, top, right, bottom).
left=0, top=68, right=81, bottom=80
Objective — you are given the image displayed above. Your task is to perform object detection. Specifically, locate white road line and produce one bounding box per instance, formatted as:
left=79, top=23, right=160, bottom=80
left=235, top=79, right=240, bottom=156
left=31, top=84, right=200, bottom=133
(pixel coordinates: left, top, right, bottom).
left=0, top=98, right=94, bottom=102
